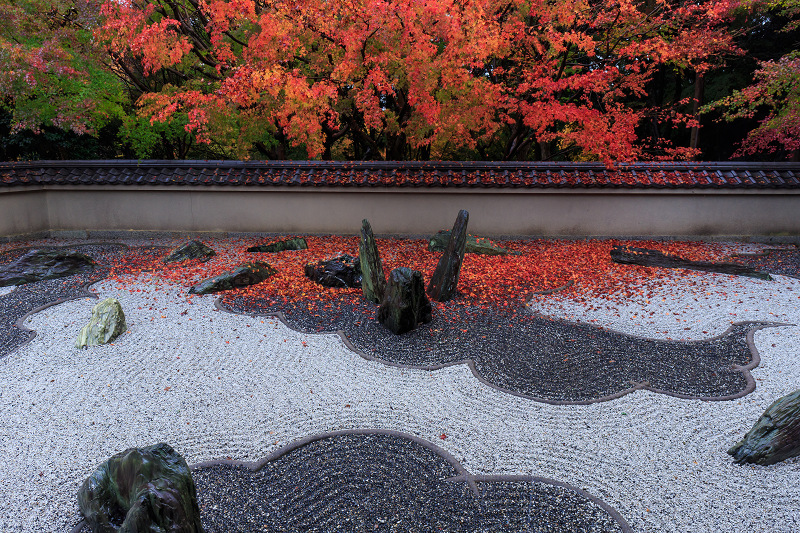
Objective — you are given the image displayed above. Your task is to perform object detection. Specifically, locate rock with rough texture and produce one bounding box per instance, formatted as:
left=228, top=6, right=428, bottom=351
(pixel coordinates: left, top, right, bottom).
left=188, top=262, right=276, bottom=294
left=428, top=230, right=517, bottom=256
left=304, top=254, right=362, bottom=288
left=162, top=241, right=216, bottom=263
left=611, top=245, right=772, bottom=280
left=247, top=237, right=308, bottom=253
left=427, top=210, right=469, bottom=301
left=78, top=443, right=204, bottom=533
left=359, top=219, right=386, bottom=302
left=729, top=389, right=800, bottom=466
left=76, top=298, right=127, bottom=349
left=0, top=249, right=95, bottom=286
left=378, top=267, right=432, bottom=334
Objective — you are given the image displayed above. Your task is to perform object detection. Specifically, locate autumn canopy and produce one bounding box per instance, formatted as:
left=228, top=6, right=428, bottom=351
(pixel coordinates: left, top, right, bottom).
left=0, top=0, right=798, bottom=162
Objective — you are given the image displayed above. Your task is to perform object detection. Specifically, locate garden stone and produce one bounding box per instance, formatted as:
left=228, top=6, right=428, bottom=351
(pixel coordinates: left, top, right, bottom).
left=78, top=443, right=204, bottom=533
left=428, top=230, right=517, bottom=256
left=162, top=240, right=216, bottom=263
left=359, top=219, right=386, bottom=302
left=729, top=389, right=800, bottom=465
left=188, top=262, right=276, bottom=294
left=76, top=298, right=127, bottom=349
left=0, top=249, right=95, bottom=286
left=305, top=254, right=362, bottom=288
left=247, top=237, right=308, bottom=253
left=378, top=267, right=432, bottom=334
left=611, top=245, right=771, bottom=280
left=427, top=209, right=469, bottom=302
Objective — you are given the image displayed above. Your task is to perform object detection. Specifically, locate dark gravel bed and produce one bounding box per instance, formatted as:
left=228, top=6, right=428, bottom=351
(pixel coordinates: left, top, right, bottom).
left=0, top=243, right=164, bottom=359
left=734, top=248, right=800, bottom=279
left=221, top=294, right=767, bottom=403
left=191, top=432, right=627, bottom=533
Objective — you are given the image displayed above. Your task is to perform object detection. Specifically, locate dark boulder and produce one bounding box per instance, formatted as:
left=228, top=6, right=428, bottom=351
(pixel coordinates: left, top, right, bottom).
left=0, top=249, right=95, bottom=286
left=247, top=237, right=308, bottom=253
left=78, top=442, right=204, bottom=533
left=378, top=267, right=433, bottom=334
left=428, top=230, right=517, bottom=256
left=611, top=245, right=772, bottom=280
left=162, top=241, right=216, bottom=263
left=304, top=254, right=361, bottom=288
left=359, top=219, right=386, bottom=303
left=188, top=262, right=276, bottom=294
left=729, top=389, right=800, bottom=466
left=427, top=210, right=469, bottom=302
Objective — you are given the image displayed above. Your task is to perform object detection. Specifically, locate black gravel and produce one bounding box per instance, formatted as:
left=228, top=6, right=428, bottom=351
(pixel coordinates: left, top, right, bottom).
left=734, top=248, right=800, bottom=279
left=0, top=243, right=165, bottom=359
left=191, top=433, right=626, bottom=533
left=222, top=294, right=766, bottom=403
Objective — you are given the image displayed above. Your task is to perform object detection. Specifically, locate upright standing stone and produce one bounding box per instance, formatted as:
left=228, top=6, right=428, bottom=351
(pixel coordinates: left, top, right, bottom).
left=359, top=219, right=386, bottom=303
left=78, top=443, right=204, bottom=533
left=728, top=389, right=800, bottom=465
left=76, top=298, right=127, bottom=349
left=377, top=267, right=432, bottom=334
left=427, top=210, right=469, bottom=302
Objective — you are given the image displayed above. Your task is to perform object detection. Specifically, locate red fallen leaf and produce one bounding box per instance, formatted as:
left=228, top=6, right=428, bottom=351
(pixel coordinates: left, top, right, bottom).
left=440, top=433, right=447, bottom=440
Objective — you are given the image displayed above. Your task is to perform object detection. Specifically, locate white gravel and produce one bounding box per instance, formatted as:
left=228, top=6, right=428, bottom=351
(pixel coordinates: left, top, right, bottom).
left=2, top=267, right=800, bottom=532
left=0, top=286, right=14, bottom=297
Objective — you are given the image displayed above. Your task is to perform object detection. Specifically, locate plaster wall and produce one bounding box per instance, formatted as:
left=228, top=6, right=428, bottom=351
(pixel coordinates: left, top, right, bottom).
left=1, top=186, right=798, bottom=239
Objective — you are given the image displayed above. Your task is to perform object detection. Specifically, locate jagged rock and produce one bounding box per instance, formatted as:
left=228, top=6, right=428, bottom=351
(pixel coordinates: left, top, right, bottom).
left=76, top=298, right=127, bottom=349
left=610, top=245, right=772, bottom=280
left=377, top=267, right=432, bottom=334
left=78, top=443, right=204, bottom=533
left=0, top=249, right=95, bottom=286
left=359, top=219, right=386, bottom=303
left=162, top=240, right=216, bottom=263
left=304, top=254, right=361, bottom=288
left=247, top=237, right=308, bottom=253
left=427, top=210, right=469, bottom=302
left=188, top=262, right=276, bottom=294
left=729, top=389, right=800, bottom=466
left=428, top=230, right=518, bottom=256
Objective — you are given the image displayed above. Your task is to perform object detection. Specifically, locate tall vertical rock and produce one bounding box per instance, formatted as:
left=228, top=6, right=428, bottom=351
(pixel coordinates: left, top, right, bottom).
left=359, top=219, right=386, bottom=303
left=426, top=209, right=469, bottom=302
left=377, top=267, right=432, bottom=334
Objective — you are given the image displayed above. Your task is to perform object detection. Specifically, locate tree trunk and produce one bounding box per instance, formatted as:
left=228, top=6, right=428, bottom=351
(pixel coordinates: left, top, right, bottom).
left=689, top=72, right=705, bottom=157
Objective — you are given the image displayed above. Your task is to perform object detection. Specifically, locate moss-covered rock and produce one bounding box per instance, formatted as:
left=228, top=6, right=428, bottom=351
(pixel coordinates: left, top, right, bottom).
left=427, top=210, right=469, bottom=302
left=188, top=262, right=276, bottom=294
left=428, top=230, right=517, bottom=256
left=78, top=443, right=204, bottom=533
left=359, top=219, right=386, bottom=303
left=729, top=389, right=800, bottom=465
left=76, top=298, right=127, bottom=349
left=247, top=237, right=308, bottom=253
left=162, top=241, right=216, bottom=263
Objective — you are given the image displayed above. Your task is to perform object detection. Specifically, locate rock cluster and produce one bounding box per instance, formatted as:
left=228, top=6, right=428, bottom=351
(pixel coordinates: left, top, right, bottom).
left=76, top=298, right=127, bottom=349
left=189, top=262, right=276, bottom=294
left=304, top=254, right=362, bottom=288
left=377, top=267, right=432, bottom=334
left=162, top=241, right=216, bottom=263
left=78, top=443, right=204, bottom=533
left=0, top=249, right=95, bottom=286
left=247, top=237, right=308, bottom=253
left=729, top=389, right=800, bottom=465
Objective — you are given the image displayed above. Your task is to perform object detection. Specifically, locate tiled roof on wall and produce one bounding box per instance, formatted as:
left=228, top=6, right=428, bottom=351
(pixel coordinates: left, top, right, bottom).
left=2, top=160, right=800, bottom=189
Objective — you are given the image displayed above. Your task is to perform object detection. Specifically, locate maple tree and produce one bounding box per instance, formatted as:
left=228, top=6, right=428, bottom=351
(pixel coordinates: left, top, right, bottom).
left=94, top=0, right=749, bottom=163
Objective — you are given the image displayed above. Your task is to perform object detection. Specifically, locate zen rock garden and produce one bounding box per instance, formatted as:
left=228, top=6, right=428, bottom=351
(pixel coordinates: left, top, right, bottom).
left=1, top=218, right=800, bottom=533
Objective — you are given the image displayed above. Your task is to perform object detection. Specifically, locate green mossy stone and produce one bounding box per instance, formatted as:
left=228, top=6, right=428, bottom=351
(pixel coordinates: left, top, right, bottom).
left=428, top=230, right=518, bottom=256
left=247, top=237, right=308, bottom=253
left=188, top=262, right=277, bottom=294
left=359, top=219, right=386, bottom=303
left=162, top=240, right=216, bottom=263
left=0, top=249, right=95, bottom=286
left=729, top=389, right=800, bottom=466
left=78, top=443, right=204, bottom=533
left=76, top=298, right=127, bottom=349
left=427, top=210, right=469, bottom=302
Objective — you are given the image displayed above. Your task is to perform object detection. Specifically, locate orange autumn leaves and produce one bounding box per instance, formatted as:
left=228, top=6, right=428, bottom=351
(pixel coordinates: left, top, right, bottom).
left=101, top=237, right=730, bottom=311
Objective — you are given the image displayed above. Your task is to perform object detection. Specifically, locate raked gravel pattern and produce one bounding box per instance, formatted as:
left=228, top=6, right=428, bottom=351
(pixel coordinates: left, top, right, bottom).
left=1, top=254, right=800, bottom=531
